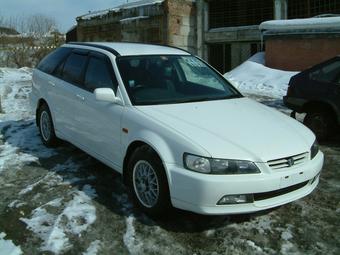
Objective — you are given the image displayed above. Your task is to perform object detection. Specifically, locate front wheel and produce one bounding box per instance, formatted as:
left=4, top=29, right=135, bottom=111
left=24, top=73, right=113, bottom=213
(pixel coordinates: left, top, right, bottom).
left=37, top=104, right=58, bottom=147
left=127, top=145, right=171, bottom=216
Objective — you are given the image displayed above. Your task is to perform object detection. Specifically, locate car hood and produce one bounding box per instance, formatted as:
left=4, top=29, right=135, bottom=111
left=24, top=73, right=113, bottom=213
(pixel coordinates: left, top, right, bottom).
left=136, top=97, right=315, bottom=162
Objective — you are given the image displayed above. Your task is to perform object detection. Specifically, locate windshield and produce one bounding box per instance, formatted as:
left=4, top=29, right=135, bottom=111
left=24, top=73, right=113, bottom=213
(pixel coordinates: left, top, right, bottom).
left=116, top=55, right=242, bottom=105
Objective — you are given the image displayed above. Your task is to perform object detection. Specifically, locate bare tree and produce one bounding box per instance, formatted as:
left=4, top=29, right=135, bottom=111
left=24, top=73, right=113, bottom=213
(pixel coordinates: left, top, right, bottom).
left=0, top=13, right=62, bottom=68
left=26, top=14, right=57, bottom=37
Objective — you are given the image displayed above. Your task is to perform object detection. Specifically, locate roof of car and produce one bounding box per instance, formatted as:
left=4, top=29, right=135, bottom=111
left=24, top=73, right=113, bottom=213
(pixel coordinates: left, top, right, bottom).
left=65, top=42, right=191, bottom=56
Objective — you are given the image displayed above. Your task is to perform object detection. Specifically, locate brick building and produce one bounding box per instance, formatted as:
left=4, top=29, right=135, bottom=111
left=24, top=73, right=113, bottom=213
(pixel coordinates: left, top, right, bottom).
left=73, top=0, right=340, bottom=73
left=260, top=16, right=340, bottom=71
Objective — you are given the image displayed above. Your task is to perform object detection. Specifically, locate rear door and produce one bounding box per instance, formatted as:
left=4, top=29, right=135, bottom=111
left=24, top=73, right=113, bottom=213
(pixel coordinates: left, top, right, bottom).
left=52, top=49, right=89, bottom=141
left=34, top=47, right=71, bottom=125
left=75, top=52, right=124, bottom=167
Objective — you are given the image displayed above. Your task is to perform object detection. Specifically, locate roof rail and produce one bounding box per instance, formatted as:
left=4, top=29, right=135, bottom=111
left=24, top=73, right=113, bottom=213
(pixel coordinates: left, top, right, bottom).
left=67, top=42, right=120, bottom=56
left=116, top=41, right=192, bottom=54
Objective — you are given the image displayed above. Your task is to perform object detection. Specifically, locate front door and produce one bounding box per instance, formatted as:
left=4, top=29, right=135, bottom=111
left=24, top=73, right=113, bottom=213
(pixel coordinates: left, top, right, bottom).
left=75, top=52, right=124, bottom=168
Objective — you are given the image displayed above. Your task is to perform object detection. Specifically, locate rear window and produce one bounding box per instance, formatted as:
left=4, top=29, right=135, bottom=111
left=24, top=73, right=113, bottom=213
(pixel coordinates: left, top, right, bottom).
left=36, top=47, right=71, bottom=74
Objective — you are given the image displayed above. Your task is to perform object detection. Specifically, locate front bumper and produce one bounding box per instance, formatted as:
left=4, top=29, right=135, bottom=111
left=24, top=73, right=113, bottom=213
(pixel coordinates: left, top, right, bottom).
left=166, top=151, right=324, bottom=215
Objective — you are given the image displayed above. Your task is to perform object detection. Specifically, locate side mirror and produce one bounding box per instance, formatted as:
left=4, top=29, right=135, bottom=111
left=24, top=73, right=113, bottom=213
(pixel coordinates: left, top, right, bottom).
left=94, top=88, right=123, bottom=105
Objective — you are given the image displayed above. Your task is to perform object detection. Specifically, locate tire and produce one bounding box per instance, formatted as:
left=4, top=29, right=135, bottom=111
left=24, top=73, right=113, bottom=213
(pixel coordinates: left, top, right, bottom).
left=303, top=109, right=336, bottom=141
left=37, top=103, right=58, bottom=147
left=126, top=145, right=171, bottom=216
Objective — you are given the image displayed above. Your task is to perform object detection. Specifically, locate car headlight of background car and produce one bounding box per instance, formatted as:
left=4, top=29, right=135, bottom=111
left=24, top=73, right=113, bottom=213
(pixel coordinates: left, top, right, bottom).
left=311, top=140, right=319, bottom=159
left=183, top=153, right=261, bottom=174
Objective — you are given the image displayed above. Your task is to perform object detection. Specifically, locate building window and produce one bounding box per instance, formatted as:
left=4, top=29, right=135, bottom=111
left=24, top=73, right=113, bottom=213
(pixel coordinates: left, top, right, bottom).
left=288, top=0, right=340, bottom=19
left=208, top=43, right=231, bottom=73
left=209, top=0, right=274, bottom=29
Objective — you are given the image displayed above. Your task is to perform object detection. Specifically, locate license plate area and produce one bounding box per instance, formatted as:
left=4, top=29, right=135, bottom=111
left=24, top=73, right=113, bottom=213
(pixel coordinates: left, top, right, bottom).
left=280, top=171, right=306, bottom=188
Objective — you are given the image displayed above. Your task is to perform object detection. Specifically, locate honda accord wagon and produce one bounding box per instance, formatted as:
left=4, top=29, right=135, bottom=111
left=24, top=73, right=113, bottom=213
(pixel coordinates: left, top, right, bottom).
left=30, top=42, right=324, bottom=215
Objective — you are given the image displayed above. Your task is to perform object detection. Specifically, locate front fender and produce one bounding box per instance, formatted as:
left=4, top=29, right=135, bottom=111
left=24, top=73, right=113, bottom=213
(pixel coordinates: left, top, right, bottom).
left=126, top=129, right=176, bottom=164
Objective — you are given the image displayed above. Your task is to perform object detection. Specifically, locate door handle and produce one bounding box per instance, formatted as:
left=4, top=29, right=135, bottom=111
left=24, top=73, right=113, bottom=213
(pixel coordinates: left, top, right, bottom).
left=76, top=94, right=85, bottom=101
left=48, top=81, right=55, bottom=87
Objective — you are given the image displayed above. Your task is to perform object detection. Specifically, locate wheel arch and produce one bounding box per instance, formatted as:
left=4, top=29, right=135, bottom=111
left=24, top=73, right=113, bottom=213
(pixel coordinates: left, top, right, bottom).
left=302, top=100, right=339, bottom=124
left=35, top=98, right=48, bottom=126
left=122, top=138, right=173, bottom=187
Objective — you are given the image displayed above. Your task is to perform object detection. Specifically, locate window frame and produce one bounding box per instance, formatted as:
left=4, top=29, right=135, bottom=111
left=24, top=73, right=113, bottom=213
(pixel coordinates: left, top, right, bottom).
left=57, top=49, right=89, bottom=88
left=36, top=47, right=72, bottom=74
left=83, top=52, right=119, bottom=93
left=115, top=54, right=243, bottom=106
left=309, top=59, right=340, bottom=84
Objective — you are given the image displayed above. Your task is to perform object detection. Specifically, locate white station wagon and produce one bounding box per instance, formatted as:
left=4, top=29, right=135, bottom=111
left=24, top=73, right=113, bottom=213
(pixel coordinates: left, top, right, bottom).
left=30, top=42, right=324, bottom=215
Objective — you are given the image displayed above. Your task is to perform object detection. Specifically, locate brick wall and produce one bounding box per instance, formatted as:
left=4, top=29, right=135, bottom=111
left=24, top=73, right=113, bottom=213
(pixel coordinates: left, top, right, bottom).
left=265, top=37, right=340, bottom=71
left=165, top=0, right=196, bottom=53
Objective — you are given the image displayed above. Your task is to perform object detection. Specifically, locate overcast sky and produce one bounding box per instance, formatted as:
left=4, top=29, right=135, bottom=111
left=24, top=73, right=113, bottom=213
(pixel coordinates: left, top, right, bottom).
left=1, top=0, right=139, bottom=32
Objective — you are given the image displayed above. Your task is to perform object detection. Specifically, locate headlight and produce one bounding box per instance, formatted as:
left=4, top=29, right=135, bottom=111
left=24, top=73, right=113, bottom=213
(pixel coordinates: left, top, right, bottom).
left=311, top=140, right=319, bottom=159
left=183, top=153, right=260, bottom=174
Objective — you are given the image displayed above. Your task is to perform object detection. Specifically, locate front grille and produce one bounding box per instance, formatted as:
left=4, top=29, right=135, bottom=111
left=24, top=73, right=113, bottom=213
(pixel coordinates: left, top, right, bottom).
left=254, top=181, right=309, bottom=201
left=267, top=152, right=309, bottom=170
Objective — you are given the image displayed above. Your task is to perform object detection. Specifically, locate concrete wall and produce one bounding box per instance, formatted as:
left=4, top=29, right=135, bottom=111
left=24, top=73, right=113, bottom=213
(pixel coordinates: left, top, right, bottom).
left=265, top=36, right=340, bottom=71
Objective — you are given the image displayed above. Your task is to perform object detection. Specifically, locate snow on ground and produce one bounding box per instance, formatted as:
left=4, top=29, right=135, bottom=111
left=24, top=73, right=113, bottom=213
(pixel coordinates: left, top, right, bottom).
left=0, top=68, right=54, bottom=174
left=0, top=68, right=99, bottom=254
left=83, top=240, right=101, bottom=255
left=20, top=190, right=97, bottom=254
left=224, top=52, right=298, bottom=98
left=123, top=216, right=142, bottom=254
left=0, top=232, right=22, bottom=255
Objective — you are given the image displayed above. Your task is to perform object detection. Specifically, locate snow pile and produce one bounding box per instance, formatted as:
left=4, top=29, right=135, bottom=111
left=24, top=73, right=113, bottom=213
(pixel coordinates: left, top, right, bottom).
left=224, top=52, right=298, bottom=98
left=21, top=190, right=97, bottom=254
left=260, top=16, right=340, bottom=31
left=0, top=233, right=23, bottom=255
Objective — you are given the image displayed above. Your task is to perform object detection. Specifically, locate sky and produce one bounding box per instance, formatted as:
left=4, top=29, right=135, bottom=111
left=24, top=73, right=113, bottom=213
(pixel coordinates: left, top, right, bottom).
left=1, top=0, right=139, bottom=33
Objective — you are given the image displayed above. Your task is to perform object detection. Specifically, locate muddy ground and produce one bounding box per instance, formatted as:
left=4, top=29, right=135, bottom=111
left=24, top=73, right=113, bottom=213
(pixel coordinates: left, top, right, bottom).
left=0, top=69, right=339, bottom=255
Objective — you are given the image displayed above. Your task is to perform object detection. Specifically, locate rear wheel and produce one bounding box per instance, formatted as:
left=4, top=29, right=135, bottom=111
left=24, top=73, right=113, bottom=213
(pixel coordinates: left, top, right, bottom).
left=126, top=145, right=171, bottom=216
left=37, top=104, right=58, bottom=147
left=303, top=109, right=336, bottom=141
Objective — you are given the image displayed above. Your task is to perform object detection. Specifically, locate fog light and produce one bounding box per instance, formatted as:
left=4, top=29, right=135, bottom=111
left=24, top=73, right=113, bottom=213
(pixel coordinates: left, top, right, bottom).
left=217, top=194, right=254, bottom=205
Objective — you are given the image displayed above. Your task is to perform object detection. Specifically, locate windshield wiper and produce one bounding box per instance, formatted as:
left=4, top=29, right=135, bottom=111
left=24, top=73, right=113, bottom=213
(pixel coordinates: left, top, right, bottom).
left=174, top=94, right=242, bottom=103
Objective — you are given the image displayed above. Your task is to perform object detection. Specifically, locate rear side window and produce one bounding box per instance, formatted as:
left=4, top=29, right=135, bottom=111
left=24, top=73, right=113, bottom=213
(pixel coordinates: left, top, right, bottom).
left=84, top=57, right=117, bottom=92
left=36, top=47, right=71, bottom=74
left=310, top=60, right=340, bottom=83
left=62, top=53, right=87, bottom=85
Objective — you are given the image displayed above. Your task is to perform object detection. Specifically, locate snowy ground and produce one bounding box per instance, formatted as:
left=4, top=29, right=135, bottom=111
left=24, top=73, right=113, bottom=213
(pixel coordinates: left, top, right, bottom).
left=0, top=68, right=339, bottom=255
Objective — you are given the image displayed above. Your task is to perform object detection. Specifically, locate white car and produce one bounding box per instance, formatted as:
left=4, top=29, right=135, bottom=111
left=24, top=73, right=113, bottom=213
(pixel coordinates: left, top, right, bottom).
left=30, top=42, right=324, bottom=215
